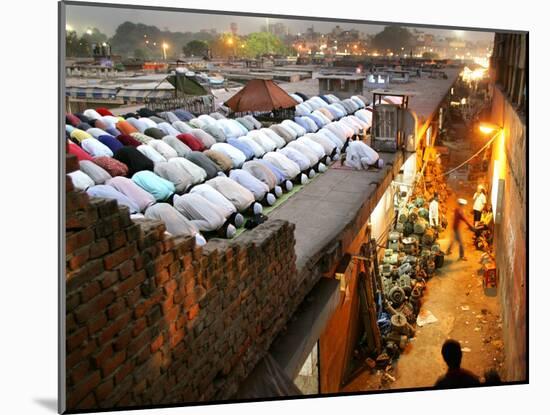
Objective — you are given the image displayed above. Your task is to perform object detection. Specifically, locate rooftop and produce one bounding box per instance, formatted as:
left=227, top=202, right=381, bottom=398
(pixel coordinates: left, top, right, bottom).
left=278, top=67, right=461, bottom=121
left=267, top=152, right=403, bottom=273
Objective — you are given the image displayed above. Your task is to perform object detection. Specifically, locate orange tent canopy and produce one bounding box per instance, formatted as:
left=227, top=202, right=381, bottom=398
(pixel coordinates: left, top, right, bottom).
left=224, top=79, right=298, bottom=112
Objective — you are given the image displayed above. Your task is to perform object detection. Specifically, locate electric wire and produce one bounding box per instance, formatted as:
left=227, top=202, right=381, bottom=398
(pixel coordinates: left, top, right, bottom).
left=435, top=132, right=499, bottom=178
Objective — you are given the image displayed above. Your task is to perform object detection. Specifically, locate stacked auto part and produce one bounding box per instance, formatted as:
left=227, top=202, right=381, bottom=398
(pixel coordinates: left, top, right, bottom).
left=374, top=157, right=450, bottom=367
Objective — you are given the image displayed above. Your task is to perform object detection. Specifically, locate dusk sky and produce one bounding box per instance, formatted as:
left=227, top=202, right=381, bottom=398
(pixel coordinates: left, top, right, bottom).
left=66, top=4, right=495, bottom=42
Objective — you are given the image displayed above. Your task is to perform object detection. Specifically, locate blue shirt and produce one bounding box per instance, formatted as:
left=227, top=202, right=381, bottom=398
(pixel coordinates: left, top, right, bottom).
left=132, top=170, right=175, bottom=201
left=257, top=159, right=287, bottom=182
left=227, top=137, right=255, bottom=160
left=98, top=135, right=124, bottom=154
left=308, top=113, right=327, bottom=128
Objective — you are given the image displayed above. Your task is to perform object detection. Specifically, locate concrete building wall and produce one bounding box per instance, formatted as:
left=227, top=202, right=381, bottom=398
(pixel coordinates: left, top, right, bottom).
left=489, top=87, right=527, bottom=382
left=64, top=154, right=299, bottom=411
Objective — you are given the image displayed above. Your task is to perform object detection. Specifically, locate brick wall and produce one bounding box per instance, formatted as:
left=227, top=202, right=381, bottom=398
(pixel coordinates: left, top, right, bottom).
left=490, top=87, right=527, bottom=382
left=64, top=154, right=300, bottom=411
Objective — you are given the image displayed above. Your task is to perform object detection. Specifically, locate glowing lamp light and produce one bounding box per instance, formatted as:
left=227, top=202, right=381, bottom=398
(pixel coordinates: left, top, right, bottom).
left=479, top=123, right=501, bottom=135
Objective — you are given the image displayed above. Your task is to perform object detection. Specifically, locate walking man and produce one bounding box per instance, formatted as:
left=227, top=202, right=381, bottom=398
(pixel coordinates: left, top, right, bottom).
left=446, top=198, right=474, bottom=261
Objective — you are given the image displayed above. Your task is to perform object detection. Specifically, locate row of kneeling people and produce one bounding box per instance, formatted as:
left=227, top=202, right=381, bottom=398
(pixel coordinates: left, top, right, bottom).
left=66, top=101, right=379, bottom=245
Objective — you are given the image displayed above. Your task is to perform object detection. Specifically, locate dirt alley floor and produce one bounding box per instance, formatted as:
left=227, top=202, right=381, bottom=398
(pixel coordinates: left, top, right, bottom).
left=343, top=141, right=505, bottom=393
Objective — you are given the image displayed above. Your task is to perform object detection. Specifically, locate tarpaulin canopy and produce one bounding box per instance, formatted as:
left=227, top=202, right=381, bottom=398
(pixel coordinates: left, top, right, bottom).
left=166, top=74, right=209, bottom=96
left=224, top=79, right=298, bottom=113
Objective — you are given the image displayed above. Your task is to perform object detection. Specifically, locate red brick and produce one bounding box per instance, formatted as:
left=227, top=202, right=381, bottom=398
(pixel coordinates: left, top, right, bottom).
left=187, top=304, right=200, bottom=321
left=74, top=289, right=116, bottom=324
left=67, top=313, right=78, bottom=334
left=66, top=229, right=94, bottom=256
left=169, top=329, right=185, bottom=348
left=104, top=246, right=131, bottom=270
left=68, top=246, right=91, bottom=271
left=113, top=328, right=132, bottom=352
left=66, top=291, right=81, bottom=312
left=66, top=173, right=75, bottom=192
left=67, top=370, right=101, bottom=410
left=127, top=330, right=152, bottom=357
left=89, top=239, right=109, bottom=259
left=67, top=259, right=104, bottom=292
left=114, top=270, right=146, bottom=298
left=67, top=326, right=88, bottom=353
left=125, top=287, right=141, bottom=308
left=66, top=339, right=96, bottom=370
left=95, top=378, right=114, bottom=402
left=164, top=279, right=178, bottom=297
left=150, top=334, right=164, bottom=353
left=114, top=359, right=134, bottom=385
left=73, top=392, right=96, bottom=411
left=98, top=270, right=119, bottom=289
left=117, top=259, right=135, bottom=280
left=99, top=311, right=132, bottom=344
left=69, top=360, right=91, bottom=386
left=108, top=230, right=127, bottom=251
left=101, top=351, right=126, bottom=377
left=87, top=312, right=108, bottom=336
left=155, top=269, right=170, bottom=285
left=91, top=345, right=113, bottom=369
left=106, top=297, right=126, bottom=321
left=164, top=304, right=180, bottom=323
left=81, top=281, right=101, bottom=303
left=131, top=317, right=147, bottom=337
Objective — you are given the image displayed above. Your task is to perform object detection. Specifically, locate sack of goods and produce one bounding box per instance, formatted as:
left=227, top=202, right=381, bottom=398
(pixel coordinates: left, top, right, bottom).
left=396, top=222, right=404, bottom=233
left=398, top=209, right=409, bottom=223
left=408, top=209, right=419, bottom=223
left=415, top=197, right=425, bottom=207
left=414, top=218, right=427, bottom=235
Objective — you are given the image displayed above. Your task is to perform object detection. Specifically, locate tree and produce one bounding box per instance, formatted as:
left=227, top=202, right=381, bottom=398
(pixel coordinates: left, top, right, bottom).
left=183, top=40, right=209, bottom=57
left=241, top=32, right=290, bottom=58
left=81, top=27, right=108, bottom=46
left=133, top=48, right=150, bottom=60
left=65, top=30, right=92, bottom=57
left=372, top=25, right=415, bottom=54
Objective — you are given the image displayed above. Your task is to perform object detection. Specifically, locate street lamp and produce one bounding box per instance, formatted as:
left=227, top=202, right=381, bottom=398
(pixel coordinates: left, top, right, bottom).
left=162, top=42, right=168, bottom=60
left=478, top=122, right=501, bottom=135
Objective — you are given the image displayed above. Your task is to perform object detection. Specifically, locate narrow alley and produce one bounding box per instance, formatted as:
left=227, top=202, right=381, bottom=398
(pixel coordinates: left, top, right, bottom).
left=344, top=102, right=505, bottom=393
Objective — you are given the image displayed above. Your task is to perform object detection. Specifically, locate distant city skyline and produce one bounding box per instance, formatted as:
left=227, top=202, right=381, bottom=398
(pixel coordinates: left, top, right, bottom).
left=66, top=4, right=495, bottom=43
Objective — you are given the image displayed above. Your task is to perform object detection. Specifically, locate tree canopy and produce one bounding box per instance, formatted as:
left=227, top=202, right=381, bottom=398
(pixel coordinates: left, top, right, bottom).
left=372, top=26, right=415, bottom=54
left=66, top=30, right=92, bottom=57
left=240, top=32, right=291, bottom=58
left=183, top=40, right=209, bottom=57
left=109, top=21, right=215, bottom=59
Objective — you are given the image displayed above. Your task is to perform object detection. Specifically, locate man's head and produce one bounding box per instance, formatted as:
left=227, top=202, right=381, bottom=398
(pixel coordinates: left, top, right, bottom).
left=433, top=192, right=439, bottom=201
left=442, top=339, right=462, bottom=369
left=458, top=198, right=467, bottom=207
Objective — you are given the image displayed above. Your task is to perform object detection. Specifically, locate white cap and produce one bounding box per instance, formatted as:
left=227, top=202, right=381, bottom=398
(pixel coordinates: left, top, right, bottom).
left=458, top=198, right=467, bottom=205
